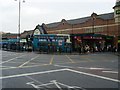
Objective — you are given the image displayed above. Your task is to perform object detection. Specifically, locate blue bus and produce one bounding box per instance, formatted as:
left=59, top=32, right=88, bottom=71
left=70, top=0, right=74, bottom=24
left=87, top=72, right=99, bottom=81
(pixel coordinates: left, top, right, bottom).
left=33, top=34, right=72, bottom=53
left=1, top=38, right=19, bottom=50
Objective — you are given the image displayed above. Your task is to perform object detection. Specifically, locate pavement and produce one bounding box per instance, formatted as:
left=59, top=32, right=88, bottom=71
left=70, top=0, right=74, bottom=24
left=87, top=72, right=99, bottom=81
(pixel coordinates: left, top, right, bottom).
left=0, top=50, right=119, bottom=90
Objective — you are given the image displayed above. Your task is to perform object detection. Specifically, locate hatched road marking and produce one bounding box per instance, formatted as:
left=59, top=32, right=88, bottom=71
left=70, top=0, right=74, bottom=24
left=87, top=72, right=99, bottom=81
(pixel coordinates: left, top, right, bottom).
left=65, top=55, right=75, bottom=63
left=1, top=64, right=49, bottom=70
left=0, top=54, right=26, bottom=64
left=18, top=55, right=40, bottom=67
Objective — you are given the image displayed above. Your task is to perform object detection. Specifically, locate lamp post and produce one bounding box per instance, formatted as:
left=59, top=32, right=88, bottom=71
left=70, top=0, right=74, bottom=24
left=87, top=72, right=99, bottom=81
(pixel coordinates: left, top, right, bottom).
left=15, top=0, right=25, bottom=51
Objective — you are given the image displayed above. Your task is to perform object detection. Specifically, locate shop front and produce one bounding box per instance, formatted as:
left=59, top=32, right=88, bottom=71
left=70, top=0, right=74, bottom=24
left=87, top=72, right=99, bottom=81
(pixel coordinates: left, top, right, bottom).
left=82, top=35, right=105, bottom=52
left=71, top=34, right=106, bottom=52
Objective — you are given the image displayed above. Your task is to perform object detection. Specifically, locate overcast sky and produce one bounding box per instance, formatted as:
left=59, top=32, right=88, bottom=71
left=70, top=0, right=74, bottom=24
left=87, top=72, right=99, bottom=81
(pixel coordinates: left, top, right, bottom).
left=0, top=0, right=116, bottom=33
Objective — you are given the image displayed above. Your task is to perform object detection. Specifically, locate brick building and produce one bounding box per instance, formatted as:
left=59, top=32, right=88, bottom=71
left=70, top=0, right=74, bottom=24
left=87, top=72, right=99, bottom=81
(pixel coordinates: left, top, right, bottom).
left=43, top=12, right=118, bottom=36
left=37, top=1, right=120, bottom=50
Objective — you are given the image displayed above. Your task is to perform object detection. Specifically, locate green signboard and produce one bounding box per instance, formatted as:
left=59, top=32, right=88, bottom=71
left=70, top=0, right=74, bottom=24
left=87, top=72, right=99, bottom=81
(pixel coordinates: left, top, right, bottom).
left=116, top=10, right=120, bottom=14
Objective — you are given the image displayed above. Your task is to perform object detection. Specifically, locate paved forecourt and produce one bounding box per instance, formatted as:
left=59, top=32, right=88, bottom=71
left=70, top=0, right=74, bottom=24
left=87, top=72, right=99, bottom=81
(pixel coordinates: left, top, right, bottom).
left=1, top=50, right=119, bottom=89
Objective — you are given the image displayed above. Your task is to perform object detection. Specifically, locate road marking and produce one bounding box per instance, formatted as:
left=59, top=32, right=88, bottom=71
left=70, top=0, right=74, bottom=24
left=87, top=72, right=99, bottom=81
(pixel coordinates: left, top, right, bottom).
left=54, top=64, right=73, bottom=68
left=49, top=55, right=54, bottom=65
left=55, top=60, right=87, bottom=65
left=26, top=76, right=51, bottom=88
left=27, top=82, right=39, bottom=88
left=54, top=65, right=110, bottom=71
left=0, top=66, right=16, bottom=69
left=27, top=80, right=83, bottom=89
left=78, top=67, right=110, bottom=70
left=53, top=80, right=84, bottom=89
left=0, top=68, right=68, bottom=79
left=89, top=67, right=107, bottom=70
left=18, top=55, right=40, bottom=67
left=67, top=69, right=120, bottom=83
left=65, top=55, right=74, bottom=63
left=4, top=61, right=24, bottom=64
left=3, top=61, right=42, bottom=65
left=27, top=81, right=52, bottom=88
left=51, top=80, right=62, bottom=90
left=1, top=64, right=49, bottom=70
left=0, top=54, right=26, bottom=64
left=21, top=64, right=49, bottom=68
left=102, top=71, right=118, bottom=74
left=2, top=53, right=19, bottom=57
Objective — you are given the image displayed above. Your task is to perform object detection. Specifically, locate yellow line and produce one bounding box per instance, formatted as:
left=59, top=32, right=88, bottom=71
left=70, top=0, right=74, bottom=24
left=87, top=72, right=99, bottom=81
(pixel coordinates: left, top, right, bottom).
left=49, top=55, right=54, bottom=65
left=65, top=55, right=74, bottom=63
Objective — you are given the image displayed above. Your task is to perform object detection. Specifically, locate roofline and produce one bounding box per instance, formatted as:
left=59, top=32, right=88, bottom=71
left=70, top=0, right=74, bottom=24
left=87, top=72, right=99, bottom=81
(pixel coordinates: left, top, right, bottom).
left=44, top=12, right=114, bottom=28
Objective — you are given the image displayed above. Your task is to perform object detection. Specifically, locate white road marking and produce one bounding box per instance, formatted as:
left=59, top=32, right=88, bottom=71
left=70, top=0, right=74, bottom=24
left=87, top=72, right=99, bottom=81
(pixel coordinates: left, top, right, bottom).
left=102, top=71, right=118, bottom=74
left=27, top=80, right=83, bottom=89
left=1, top=64, right=49, bottom=70
left=26, top=76, right=51, bottom=88
left=56, top=81, right=84, bottom=89
left=0, top=66, right=16, bottom=68
left=2, top=53, right=19, bottom=57
left=0, top=68, right=68, bottom=79
left=90, top=67, right=108, bottom=70
left=1, top=67, right=119, bottom=83
left=67, top=69, right=120, bottom=83
left=78, top=67, right=91, bottom=69
left=35, top=82, right=53, bottom=87
left=65, top=55, right=74, bottom=63
left=55, top=65, right=110, bottom=71
left=27, top=82, right=39, bottom=88
left=51, top=80, right=62, bottom=90
left=78, top=67, right=111, bottom=70
left=0, top=54, right=26, bottom=64
left=18, top=55, right=40, bottom=67
left=54, top=64, right=73, bottom=68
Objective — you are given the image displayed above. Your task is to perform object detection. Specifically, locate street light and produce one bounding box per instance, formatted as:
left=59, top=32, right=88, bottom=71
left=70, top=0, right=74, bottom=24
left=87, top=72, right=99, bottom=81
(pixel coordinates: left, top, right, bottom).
left=15, top=0, right=25, bottom=51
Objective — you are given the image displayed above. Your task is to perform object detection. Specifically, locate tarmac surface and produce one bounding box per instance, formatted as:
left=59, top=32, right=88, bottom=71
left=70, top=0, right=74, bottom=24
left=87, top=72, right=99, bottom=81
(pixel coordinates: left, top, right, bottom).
left=0, top=50, right=119, bottom=90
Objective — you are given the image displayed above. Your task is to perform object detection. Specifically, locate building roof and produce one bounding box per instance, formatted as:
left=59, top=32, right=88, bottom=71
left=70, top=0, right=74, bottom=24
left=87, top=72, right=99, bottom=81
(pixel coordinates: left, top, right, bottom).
left=20, top=30, right=34, bottom=38
left=46, top=22, right=60, bottom=28
left=45, top=12, right=114, bottom=28
left=67, top=17, right=90, bottom=24
left=98, top=12, right=114, bottom=20
left=2, top=33, right=18, bottom=39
